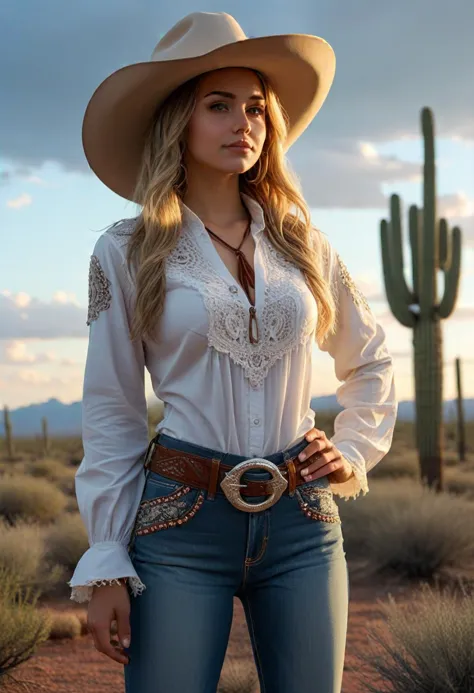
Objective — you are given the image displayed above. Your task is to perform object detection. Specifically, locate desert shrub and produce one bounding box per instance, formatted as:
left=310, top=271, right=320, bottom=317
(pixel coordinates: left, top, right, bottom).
left=369, top=451, right=418, bottom=480
left=339, top=478, right=474, bottom=584
left=0, top=473, right=67, bottom=525
left=0, top=565, right=52, bottom=689
left=27, top=457, right=77, bottom=497
left=217, top=656, right=259, bottom=693
left=444, top=468, right=474, bottom=500
left=44, top=513, right=88, bottom=575
left=27, top=457, right=74, bottom=481
left=76, top=609, right=89, bottom=636
left=0, top=518, right=64, bottom=598
left=351, top=581, right=474, bottom=692
left=41, top=609, right=82, bottom=640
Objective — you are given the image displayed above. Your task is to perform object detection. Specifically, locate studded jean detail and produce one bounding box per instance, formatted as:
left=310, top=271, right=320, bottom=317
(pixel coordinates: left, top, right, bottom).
left=127, top=471, right=206, bottom=553
left=295, top=482, right=341, bottom=524
left=125, top=433, right=349, bottom=693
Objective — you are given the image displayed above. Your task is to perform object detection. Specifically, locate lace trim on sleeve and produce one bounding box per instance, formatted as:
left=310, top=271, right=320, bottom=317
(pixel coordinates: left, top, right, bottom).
left=69, top=575, right=146, bottom=604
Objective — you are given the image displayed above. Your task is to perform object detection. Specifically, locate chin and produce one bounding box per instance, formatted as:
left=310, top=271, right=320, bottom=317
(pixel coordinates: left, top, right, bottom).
left=210, top=163, right=252, bottom=175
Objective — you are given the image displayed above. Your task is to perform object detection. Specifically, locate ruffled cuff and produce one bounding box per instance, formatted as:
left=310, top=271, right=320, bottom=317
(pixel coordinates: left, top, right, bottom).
left=67, top=541, right=146, bottom=604
left=328, top=443, right=369, bottom=501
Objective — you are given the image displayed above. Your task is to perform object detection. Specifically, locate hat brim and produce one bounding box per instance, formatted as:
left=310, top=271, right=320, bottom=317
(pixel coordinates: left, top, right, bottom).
left=82, top=34, right=336, bottom=202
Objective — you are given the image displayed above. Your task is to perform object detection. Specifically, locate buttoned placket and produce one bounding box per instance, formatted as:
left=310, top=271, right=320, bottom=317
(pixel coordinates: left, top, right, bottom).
left=181, top=196, right=267, bottom=458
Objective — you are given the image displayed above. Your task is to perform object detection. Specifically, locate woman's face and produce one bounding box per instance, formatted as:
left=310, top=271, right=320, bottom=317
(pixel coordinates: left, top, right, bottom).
left=183, top=67, right=267, bottom=175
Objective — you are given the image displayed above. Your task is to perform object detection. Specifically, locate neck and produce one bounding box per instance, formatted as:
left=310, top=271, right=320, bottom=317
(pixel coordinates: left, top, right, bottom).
left=181, top=166, right=249, bottom=229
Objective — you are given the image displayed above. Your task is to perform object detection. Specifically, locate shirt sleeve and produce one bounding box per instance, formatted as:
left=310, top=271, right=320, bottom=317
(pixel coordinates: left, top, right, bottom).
left=315, top=232, right=398, bottom=500
left=68, top=230, right=150, bottom=603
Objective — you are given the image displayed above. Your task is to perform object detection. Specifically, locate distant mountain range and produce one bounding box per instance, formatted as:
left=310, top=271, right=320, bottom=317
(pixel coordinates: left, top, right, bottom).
left=1, top=395, right=472, bottom=438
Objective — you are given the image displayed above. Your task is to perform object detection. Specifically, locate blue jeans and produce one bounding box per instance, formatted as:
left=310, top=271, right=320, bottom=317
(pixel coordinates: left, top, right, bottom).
left=124, top=433, right=349, bottom=693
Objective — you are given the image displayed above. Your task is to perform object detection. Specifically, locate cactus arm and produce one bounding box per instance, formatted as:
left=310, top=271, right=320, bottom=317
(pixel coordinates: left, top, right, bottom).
left=438, top=218, right=450, bottom=270
left=438, top=225, right=462, bottom=318
left=380, top=219, right=416, bottom=328
left=390, top=194, right=416, bottom=305
left=409, top=204, right=421, bottom=301
left=420, top=107, right=437, bottom=316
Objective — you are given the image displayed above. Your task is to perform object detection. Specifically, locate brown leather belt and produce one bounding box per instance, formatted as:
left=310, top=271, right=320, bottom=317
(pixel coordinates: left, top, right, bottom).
left=144, top=440, right=311, bottom=513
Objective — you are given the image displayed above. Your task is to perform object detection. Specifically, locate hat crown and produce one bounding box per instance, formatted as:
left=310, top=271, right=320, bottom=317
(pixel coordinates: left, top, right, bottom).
left=150, top=12, right=247, bottom=63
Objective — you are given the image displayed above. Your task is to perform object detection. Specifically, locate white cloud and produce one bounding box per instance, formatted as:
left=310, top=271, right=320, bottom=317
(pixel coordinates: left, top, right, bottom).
left=0, top=340, right=79, bottom=366
left=437, top=193, right=474, bottom=247
left=293, top=138, right=421, bottom=208
left=6, top=193, right=32, bottom=209
left=0, top=0, right=473, bottom=173
left=0, top=368, right=84, bottom=409
left=439, top=192, right=474, bottom=219
left=17, top=369, right=51, bottom=385
left=0, top=292, right=87, bottom=340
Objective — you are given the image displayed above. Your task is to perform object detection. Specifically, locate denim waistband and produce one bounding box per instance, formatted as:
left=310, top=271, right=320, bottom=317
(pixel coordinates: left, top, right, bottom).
left=154, top=432, right=309, bottom=472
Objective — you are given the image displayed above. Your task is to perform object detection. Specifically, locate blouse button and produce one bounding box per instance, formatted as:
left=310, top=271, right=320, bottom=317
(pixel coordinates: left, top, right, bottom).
left=253, top=418, right=260, bottom=425
left=229, top=285, right=238, bottom=293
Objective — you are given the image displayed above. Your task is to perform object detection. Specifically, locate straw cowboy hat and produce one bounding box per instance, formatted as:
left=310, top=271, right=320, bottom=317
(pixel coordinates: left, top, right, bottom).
left=82, top=11, right=336, bottom=202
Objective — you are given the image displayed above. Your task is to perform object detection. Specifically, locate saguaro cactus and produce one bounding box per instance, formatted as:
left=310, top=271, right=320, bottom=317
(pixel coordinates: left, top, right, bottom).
left=41, top=416, right=50, bottom=457
left=455, top=357, right=466, bottom=462
left=380, top=107, right=462, bottom=492
left=3, top=405, right=14, bottom=461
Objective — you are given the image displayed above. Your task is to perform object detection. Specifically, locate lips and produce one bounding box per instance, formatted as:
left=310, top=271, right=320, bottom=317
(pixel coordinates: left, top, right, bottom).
left=227, top=143, right=252, bottom=150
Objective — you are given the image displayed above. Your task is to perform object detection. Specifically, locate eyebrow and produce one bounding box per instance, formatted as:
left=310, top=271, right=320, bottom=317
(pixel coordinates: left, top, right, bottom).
left=204, top=90, right=265, bottom=101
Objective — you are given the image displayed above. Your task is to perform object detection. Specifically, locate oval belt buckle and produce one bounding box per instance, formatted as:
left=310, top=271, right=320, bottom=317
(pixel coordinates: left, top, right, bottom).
left=220, top=458, right=288, bottom=513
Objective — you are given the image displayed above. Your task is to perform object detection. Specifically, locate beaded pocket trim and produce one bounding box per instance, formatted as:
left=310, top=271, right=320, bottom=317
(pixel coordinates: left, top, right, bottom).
left=134, top=485, right=205, bottom=537
left=295, top=484, right=341, bottom=524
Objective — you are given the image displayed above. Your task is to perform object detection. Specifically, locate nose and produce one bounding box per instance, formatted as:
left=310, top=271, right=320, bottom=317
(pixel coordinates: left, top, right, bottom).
left=233, top=106, right=252, bottom=133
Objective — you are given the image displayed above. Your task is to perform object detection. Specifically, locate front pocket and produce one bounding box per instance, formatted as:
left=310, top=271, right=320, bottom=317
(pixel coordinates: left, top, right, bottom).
left=133, top=474, right=205, bottom=538
left=295, top=482, right=341, bottom=524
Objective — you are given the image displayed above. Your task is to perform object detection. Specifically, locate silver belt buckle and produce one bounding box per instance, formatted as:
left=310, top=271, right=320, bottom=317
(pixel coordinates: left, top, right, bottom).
left=220, top=458, right=288, bottom=513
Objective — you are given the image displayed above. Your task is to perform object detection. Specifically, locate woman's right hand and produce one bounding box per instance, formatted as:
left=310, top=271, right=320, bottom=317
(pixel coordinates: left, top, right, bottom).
left=87, top=580, right=131, bottom=665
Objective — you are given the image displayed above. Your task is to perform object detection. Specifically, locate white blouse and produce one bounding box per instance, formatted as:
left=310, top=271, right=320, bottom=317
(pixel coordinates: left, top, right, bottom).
left=68, top=193, right=397, bottom=603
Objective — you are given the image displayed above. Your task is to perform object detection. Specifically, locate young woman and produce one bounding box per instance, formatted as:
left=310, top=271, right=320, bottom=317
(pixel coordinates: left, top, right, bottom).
left=69, top=11, right=397, bottom=693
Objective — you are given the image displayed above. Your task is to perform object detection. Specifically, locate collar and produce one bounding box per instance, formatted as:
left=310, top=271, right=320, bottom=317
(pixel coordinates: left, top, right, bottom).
left=179, top=192, right=266, bottom=239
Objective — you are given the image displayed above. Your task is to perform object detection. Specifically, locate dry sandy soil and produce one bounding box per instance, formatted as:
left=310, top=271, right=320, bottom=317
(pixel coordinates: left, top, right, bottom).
left=1, top=577, right=417, bottom=693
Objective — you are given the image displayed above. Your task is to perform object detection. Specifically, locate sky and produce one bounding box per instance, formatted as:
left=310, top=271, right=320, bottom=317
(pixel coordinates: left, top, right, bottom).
left=1, top=0, right=473, bottom=410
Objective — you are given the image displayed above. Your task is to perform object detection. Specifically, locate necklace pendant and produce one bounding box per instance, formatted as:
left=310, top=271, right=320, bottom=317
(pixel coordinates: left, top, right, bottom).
left=249, top=306, right=259, bottom=344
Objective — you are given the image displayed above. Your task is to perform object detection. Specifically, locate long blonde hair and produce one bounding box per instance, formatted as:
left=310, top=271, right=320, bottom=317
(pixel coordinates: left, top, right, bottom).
left=122, top=68, right=337, bottom=346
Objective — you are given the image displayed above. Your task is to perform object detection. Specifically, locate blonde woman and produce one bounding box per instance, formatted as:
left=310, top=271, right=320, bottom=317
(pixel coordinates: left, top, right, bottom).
left=69, top=12, right=397, bottom=693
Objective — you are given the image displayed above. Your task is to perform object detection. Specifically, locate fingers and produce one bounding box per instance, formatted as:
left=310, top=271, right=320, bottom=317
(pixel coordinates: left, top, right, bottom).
left=115, top=606, right=132, bottom=651
left=299, top=430, right=329, bottom=462
left=304, top=458, right=343, bottom=481
left=305, top=427, right=325, bottom=442
left=88, top=603, right=130, bottom=665
left=300, top=446, right=342, bottom=480
left=89, top=620, right=130, bottom=665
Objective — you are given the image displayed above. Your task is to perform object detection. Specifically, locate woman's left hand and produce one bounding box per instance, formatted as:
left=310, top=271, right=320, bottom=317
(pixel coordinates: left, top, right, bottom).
left=297, top=427, right=354, bottom=484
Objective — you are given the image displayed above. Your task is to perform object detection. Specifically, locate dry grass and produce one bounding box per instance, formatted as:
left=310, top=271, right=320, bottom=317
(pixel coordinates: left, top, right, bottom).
left=0, top=474, right=68, bottom=525
left=350, top=581, right=474, bottom=693
left=26, top=458, right=77, bottom=496
left=44, top=513, right=89, bottom=576
left=339, top=477, right=474, bottom=585
left=0, top=518, right=64, bottom=598
left=40, top=610, right=83, bottom=640
left=0, top=565, right=52, bottom=689
left=217, top=656, right=259, bottom=693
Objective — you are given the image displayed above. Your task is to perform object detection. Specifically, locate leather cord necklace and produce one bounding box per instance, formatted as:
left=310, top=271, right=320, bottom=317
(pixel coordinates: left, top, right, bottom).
left=204, top=210, right=259, bottom=344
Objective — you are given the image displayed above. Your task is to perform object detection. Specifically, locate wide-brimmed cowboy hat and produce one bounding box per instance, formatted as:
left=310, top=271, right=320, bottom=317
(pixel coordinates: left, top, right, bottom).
left=82, top=11, right=336, bottom=202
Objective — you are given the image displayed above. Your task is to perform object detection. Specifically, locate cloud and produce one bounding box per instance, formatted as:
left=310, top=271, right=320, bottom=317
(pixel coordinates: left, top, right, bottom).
left=293, top=138, right=421, bottom=208
left=0, top=292, right=87, bottom=340
left=1, top=340, right=80, bottom=366
left=437, top=193, right=474, bottom=247
left=0, top=369, right=84, bottom=409
left=0, top=0, right=472, bottom=178
left=6, top=193, right=32, bottom=209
